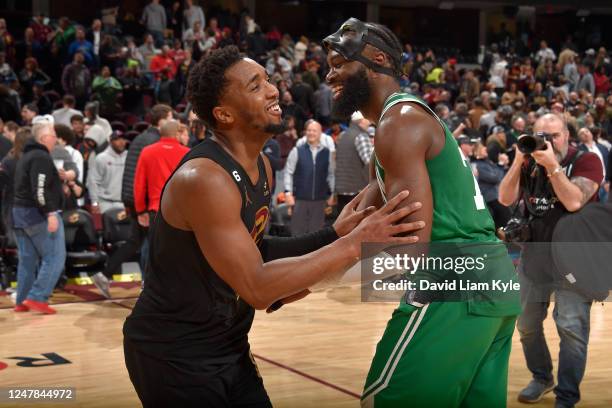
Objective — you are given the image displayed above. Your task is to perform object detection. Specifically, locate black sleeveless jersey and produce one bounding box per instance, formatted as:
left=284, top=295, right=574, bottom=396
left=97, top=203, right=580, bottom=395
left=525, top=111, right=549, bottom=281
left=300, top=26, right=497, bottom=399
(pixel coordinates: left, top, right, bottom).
left=123, top=138, right=271, bottom=366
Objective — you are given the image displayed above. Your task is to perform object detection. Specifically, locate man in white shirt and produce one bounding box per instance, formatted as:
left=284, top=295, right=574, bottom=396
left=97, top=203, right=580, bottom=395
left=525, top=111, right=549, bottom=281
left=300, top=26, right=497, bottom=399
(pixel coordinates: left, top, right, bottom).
left=52, top=95, right=83, bottom=127
left=536, top=40, right=556, bottom=63
left=84, top=101, right=112, bottom=141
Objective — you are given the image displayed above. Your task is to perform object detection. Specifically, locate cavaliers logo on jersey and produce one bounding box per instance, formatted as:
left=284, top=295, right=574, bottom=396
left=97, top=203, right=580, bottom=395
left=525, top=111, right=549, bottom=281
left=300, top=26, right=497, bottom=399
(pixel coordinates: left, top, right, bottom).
left=250, top=206, right=269, bottom=245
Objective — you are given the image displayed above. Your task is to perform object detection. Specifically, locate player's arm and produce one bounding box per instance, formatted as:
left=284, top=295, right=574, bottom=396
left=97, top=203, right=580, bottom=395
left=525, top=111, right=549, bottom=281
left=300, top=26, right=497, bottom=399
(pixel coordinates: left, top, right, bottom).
left=167, top=159, right=423, bottom=310
left=375, top=104, right=435, bottom=243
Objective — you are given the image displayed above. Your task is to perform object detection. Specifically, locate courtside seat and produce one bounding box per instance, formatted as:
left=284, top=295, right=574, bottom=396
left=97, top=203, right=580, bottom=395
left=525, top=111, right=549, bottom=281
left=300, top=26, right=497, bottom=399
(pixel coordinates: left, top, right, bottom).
left=63, top=209, right=107, bottom=274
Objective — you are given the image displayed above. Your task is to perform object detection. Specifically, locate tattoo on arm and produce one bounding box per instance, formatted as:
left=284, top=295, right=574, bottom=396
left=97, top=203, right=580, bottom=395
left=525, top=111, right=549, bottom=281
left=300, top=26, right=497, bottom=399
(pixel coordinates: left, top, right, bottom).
left=571, top=176, right=599, bottom=206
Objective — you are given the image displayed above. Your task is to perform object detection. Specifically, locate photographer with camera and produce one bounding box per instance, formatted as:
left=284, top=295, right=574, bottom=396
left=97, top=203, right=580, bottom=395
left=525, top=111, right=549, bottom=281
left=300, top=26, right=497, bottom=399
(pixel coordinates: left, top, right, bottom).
left=498, top=113, right=603, bottom=408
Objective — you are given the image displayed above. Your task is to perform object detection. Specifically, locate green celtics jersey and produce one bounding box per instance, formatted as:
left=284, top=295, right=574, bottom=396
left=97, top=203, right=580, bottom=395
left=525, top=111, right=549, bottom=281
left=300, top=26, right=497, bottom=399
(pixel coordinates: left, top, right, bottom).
left=374, top=92, right=496, bottom=243
left=374, top=93, right=521, bottom=317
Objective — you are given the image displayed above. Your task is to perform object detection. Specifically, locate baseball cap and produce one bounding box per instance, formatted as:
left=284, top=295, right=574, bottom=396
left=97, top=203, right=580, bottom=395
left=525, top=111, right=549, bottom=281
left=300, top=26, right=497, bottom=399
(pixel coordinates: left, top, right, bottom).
left=110, top=130, right=126, bottom=140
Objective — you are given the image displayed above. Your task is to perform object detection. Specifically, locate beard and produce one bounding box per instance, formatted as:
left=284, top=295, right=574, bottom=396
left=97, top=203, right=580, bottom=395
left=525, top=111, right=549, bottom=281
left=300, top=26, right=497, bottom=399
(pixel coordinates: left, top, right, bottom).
left=263, top=119, right=288, bottom=135
left=331, top=66, right=371, bottom=121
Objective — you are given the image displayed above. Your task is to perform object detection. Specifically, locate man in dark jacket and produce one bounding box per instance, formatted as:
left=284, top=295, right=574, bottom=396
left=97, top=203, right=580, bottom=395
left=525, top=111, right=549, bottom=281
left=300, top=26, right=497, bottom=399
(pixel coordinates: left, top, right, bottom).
left=12, top=118, right=66, bottom=314
left=100, top=104, right=172, bottom=290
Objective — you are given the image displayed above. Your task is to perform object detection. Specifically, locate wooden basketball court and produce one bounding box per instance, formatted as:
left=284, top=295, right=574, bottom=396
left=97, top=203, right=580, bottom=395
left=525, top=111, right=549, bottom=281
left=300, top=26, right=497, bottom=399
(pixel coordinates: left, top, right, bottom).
left=1, top=285, right=611, bottom=407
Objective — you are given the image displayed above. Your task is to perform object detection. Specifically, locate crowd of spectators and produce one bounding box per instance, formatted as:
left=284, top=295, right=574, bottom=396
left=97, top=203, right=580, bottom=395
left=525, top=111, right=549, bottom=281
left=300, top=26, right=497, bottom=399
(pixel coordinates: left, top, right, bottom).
left=0, top=2, right=612, bottom=297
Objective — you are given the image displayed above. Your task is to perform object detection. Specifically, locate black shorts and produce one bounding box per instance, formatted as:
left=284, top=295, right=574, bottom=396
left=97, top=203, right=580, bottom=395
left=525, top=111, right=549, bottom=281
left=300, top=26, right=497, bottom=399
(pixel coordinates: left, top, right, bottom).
left=124, top=338, right=272, bottom=408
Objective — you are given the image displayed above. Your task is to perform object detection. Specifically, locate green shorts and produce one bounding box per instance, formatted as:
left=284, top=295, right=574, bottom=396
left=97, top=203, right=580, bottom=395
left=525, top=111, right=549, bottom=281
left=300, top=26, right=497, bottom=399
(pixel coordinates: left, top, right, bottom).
left=361, top=302, right=517, bottom=408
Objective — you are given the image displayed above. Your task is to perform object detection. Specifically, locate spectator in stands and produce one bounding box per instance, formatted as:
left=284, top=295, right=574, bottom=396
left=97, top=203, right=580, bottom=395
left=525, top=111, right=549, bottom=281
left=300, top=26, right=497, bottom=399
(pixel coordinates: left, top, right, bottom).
left=31, top=82, right=51, bottom=115
left=87, top=19, right=103, bottom=67
left=87, top=129, right=127, bottom=214
left=594, top=65, right=611, bottom=96
left=0, top=127, right=31, bottom=243
left=535, top=40, right=556, bottom=63
left=0, top=18, right=15, bottom=66
left=119, top=63, right=149, bottom=116
left=290, top=73, right=315, bottom=117
left=183, top=0, right=205, bottom=32
left=150, top=45, right=176, bottom=81
left=18, top=57, right=50, bottom=104
left=12, top=119, right=65, bottom=314
left=61, top=51, right=91, bottom=109
left=472, top=141, right=510, bottom=229
left=334, top=112, right=373, bottom=214
left=50, top=17, right=75, bottom=54
left=167, top=1, right=183, bottom=40
left=52, top=94, right=82, bottom=127
left=30, top=13, right=52, bottom=45
left=578, top=127, right=609, bottom=201
left=0, top=52, right=17, bottom=86
left=280, top=90, right=306, bottom=134
left=284, top=120, right=334, bottom=235
left=84, top=101, right=112, bottom=140
left=138, top=34, right=158, bottom=72
left=141, top=0, right=167, bottom=47
left=92, top=66, right=122, bottom=117
left=265, top=50, right=292, bottom=77
left=70, top=114, right=85, bottom=143
left=20, top=103, right=38, bottom=126
left=67, top=26, right=94, bottom=66
left=182, top=20, right=204, bottom=51
left=0, top=84, right=20, bottom=122
left=460, top=70, right=480, bottom=103
left=54, top=124, right=84, bottom=185
left=133, top=119, right=188, bottom=228
left=576, top=63, right=595, bottom=96
left=0, top=120, right=17, bottom=157
left=82, top=123, right=108, bottom=189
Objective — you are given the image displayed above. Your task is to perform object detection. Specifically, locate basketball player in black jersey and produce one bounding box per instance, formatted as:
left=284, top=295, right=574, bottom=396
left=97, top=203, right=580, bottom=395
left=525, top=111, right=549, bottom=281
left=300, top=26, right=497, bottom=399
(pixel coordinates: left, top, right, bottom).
left=123, top=46, right=425, bottom=407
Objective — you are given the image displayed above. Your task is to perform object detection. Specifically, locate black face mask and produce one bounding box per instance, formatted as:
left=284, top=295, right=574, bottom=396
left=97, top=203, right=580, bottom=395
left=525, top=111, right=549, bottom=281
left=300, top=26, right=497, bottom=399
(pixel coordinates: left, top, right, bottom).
left=331, top=66, right=371, bottom=120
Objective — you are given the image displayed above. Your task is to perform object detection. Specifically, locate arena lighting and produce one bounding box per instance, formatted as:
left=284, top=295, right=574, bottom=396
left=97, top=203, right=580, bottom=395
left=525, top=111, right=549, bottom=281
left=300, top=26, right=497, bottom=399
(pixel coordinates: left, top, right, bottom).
left=439, top=1, right=454, bottom=10
left=576, top=9, right=590, bottom=17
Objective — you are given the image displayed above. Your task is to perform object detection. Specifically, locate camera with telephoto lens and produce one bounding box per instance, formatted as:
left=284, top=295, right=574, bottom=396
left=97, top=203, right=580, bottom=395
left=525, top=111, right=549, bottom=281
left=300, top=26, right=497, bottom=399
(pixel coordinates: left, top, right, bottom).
left=517, top=132, right=552, bottom=154
left=502, top=217, right=532, bottom=243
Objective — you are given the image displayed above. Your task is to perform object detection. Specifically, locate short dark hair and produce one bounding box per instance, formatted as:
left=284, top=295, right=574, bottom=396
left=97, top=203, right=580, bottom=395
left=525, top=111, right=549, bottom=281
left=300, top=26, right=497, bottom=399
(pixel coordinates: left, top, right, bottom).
left=187, top=45, right=243, bottom=128
left=54, top=123, right=75, bottom=145
left=70, top=114, right=84, bottom=123
left=63, top=94, right=75, bottom=106
left=24, top=103, right=39, bottom=114
left=150, top=104, right=173, bottom=127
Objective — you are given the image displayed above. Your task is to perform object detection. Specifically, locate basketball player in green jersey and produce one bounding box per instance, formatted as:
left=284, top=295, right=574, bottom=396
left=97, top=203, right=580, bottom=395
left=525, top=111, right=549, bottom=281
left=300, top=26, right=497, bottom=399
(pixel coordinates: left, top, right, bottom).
left=324, top=19, right=521, bottom=407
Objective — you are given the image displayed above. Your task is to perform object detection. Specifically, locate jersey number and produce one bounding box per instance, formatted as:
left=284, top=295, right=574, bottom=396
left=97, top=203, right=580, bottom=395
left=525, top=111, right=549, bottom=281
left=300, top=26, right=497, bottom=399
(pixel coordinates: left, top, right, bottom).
left=458, top=147, right=486, bottom=211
